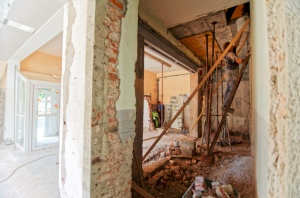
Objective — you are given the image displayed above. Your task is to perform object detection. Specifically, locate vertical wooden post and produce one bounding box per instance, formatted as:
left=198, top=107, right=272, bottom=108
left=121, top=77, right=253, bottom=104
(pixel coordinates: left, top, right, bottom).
left=133, top=35, right=144, bottom=180
left=205, top=34, right=209, bottom=149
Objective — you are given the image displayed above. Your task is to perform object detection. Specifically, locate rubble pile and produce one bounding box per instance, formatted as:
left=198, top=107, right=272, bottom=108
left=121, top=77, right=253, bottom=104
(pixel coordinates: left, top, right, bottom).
left=142, top=152, right=241, bottom=198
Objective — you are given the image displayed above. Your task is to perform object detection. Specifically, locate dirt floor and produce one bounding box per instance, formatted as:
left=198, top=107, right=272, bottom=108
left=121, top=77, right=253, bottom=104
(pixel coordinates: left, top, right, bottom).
left=136, top=131, right=255, bottom=198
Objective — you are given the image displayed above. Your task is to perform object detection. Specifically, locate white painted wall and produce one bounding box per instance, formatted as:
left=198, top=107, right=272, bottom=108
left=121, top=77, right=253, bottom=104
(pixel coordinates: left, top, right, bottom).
left=250, top=0, right=270, bottom=197
left=4, top=60, right=20, bottom=141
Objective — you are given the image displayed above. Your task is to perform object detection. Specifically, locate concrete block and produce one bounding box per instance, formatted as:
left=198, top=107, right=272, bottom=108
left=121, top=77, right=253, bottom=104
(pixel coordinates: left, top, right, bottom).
left=181, top=140, right=196, bottom=151
left=180, top=146, right=195, bottom=157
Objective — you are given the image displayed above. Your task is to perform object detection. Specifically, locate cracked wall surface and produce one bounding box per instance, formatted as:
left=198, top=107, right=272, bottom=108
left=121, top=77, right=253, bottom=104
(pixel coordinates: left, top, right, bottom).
left=59, top=0, right=138, bottom=197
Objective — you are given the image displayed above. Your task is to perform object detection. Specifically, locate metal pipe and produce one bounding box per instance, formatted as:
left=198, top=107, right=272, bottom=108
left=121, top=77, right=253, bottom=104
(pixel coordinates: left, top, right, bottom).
left=207, top=21, right=217, bottom=152
left=161, top=63, right=163, bottom=127
left=216, top=52, right=219, bottom=131
left=205, top=34, right=209, bottom=150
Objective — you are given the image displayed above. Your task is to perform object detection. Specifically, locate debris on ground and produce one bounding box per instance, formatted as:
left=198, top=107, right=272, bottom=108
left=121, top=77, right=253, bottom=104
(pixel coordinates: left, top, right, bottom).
left=137, top=136, right=254, bottom=198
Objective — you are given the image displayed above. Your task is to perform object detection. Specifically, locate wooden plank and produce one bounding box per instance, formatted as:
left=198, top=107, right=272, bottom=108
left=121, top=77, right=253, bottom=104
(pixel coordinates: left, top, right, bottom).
left=132, top=182, right=155, bottom=198
left=142, top=19, right=251, bottom=161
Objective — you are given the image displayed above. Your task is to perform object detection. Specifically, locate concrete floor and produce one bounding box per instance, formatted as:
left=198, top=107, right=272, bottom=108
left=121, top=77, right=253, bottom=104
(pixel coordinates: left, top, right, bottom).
left=0, top=142, right=59, bottom=198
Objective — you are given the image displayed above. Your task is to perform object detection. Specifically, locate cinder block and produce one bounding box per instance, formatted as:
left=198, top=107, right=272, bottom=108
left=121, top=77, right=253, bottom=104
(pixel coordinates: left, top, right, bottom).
left=180, top=146, right=194, bottom=157
left=181, top=140, right=196, bottom=152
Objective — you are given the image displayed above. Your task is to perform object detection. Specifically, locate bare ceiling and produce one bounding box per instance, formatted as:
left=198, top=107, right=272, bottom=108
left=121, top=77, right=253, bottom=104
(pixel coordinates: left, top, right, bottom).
left=0, top=0, right=67, bottom=60
left=140, top=0, right=249, bottom=28
left=144, top=48, right=187, bottom=74
left=37, top=32, right=63, bottom=57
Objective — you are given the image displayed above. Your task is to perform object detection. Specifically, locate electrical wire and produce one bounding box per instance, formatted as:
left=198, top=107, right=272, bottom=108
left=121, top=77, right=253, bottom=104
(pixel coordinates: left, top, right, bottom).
left=0, top=153, right=58, bottom=183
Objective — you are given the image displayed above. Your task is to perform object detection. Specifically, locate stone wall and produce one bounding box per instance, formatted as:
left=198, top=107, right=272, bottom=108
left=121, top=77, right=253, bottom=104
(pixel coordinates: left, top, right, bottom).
left=0, top=89, right=5, bottom=140
left=59, top=0, right=138, bottom=197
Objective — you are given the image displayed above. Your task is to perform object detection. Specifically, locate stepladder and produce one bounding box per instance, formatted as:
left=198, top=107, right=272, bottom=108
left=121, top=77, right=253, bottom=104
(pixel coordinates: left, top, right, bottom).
left=163, top=96, right=183, bottom=130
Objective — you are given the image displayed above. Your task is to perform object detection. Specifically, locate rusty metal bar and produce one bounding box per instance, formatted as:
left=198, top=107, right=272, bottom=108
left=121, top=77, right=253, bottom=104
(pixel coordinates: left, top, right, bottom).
left=216, top=53, right=219, bottom=131
left=142, top=19, right=250, bottom=161
left=161, top=63, right=163, bottom=127
left=206, top=21, right=217, bottom=150
left=205, top=34, right=209, bottom=151
left=207, top=50, right=251, bottom=158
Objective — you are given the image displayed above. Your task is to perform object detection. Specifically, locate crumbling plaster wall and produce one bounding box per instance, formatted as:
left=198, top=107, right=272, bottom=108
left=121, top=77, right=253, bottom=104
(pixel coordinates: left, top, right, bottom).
left=266, top=0, right=300, bottom=197
left=59, top=0, right=138, bottom=197
left=138, top=2, right=202, bottom=67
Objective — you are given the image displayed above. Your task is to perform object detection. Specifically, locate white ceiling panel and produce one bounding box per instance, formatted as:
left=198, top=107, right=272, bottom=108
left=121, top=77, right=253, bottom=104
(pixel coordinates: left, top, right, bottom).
left=0, top=25, right=32, bottom=60
left=140, top=0, right=249, bottom=28
left=0, top=0, right=66, bottom=61
left=37, top=31, right=63, bottom=57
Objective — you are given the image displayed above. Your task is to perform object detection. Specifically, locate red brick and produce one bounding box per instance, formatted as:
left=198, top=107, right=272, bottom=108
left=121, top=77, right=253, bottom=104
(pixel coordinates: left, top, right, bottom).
left=108, top=73, right=119, bottom=82
left=107, top=31, right=120, bottom=42
left=109, top=117, right=117, bottom=126
left=107, top=100, right=115, bottom=108
left=106, top=108, right=116, bottom=116
left=108, top=64, right=116, bottom=73
left=108, top=4, right=123, bottom=18
left=109, top=58, right=116, bottom=63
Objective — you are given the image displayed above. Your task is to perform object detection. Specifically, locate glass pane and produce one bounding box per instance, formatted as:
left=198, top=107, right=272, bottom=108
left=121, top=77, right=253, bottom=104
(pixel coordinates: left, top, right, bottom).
left=35, top=116, right=60, bottom=147
left=37, top=88, right=60, bottom=114
left=16, top=115, right=25, bottom=148
left=17, top=77, right=25, bottom=114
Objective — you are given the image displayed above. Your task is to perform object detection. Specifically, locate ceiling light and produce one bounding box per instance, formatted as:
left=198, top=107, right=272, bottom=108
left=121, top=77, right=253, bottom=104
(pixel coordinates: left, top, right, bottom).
left=3, top=18, right=36, bottom=33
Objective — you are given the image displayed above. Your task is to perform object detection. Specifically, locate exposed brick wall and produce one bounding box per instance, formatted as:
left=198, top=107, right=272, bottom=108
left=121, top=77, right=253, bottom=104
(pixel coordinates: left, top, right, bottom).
left=60, top=1, right=136, bottom=197
left=91, top=3, right=133, bottom=198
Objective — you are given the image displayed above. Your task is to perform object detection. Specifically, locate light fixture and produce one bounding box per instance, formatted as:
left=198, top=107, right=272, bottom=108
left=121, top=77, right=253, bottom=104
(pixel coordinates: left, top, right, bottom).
left=3, top=18, right=36, bottom=33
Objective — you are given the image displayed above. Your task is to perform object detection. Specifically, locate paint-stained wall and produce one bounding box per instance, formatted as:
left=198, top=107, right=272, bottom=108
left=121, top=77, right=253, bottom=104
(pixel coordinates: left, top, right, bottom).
left=144, top=70, right=157, bottom=105
left=20, top=51, right=62, bottom=76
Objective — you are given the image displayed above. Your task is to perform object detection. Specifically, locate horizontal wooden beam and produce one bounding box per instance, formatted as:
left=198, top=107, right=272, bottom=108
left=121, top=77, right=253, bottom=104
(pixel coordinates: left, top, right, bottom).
left=144, top=52, right=171, bottom=67
left=138, top=23, right=200, bottom=72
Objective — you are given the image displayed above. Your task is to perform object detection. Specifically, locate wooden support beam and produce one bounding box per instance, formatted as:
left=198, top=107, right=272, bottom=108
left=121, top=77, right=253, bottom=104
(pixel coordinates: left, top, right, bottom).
left=145, top=52, right=171, bottom=67
left=132, top=182, right=155, bottom=198
left=133, top=35, right=144, bottom=179
left=142, top=19, right=250, bottom=161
